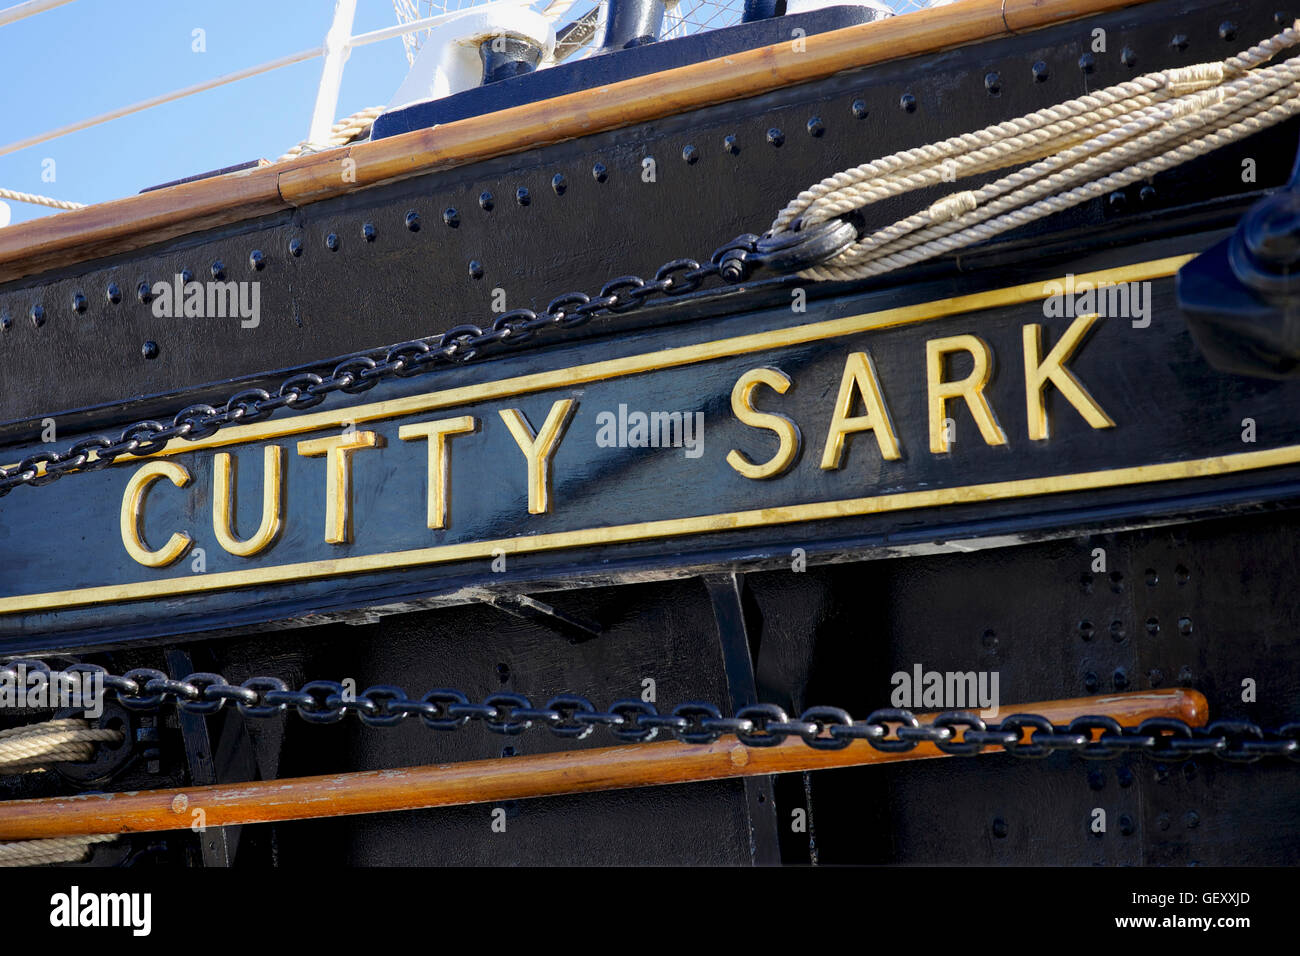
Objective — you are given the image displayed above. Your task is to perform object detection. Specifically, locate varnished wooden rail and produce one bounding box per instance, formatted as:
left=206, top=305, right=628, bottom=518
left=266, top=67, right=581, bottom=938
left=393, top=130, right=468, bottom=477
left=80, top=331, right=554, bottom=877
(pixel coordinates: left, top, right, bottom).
left=0, top=689, right=1205, bottom=839
left=0, top=0, right=1150, bottom=282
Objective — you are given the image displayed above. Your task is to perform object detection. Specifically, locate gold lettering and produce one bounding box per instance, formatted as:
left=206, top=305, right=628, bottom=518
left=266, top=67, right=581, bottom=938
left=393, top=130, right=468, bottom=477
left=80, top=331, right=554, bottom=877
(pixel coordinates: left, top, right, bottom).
left=820, top=351, right=901, bottom=469
left=1023, top=313, right=1115, bottom=441
left=213, top=446, right=284, bottom=557
left=727, top=368, right=801, bottom=480
left=398, top=416, right=478, bottom=529
left=926, top=334, right=1006, bottom=454
left=499, top=399, right=575, bottom=514
left=296, top=431, right=383, bottom=544
left=120, top=461, right=193, bottom=567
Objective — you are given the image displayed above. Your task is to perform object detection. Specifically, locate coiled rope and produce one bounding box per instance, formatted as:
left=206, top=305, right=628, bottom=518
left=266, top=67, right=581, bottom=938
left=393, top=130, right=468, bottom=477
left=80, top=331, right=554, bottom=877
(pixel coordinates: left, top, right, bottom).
left=774, top=22, right=1300, bottom=281
left=276, top=105, right=386, bottom=163
left=0, top=719, right=122, bottom=866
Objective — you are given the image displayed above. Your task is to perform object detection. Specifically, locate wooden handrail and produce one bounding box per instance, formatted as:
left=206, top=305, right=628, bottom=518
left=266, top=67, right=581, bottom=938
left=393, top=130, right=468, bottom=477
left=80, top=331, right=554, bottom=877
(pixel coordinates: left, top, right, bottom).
left=0, top=0, right=1149, bottom=282
left=0, top=689, right=1206, bottom=839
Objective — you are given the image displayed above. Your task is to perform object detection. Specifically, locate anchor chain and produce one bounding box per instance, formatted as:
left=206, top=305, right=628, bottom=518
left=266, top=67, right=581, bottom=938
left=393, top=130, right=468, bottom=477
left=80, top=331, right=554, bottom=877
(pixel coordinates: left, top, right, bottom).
left=4, top=660, right=1299, bottom=764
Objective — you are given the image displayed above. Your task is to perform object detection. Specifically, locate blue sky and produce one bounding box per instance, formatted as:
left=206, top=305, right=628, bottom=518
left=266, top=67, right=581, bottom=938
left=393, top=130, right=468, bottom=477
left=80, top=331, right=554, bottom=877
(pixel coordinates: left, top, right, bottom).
left=0, top=0, right=422, bottom=227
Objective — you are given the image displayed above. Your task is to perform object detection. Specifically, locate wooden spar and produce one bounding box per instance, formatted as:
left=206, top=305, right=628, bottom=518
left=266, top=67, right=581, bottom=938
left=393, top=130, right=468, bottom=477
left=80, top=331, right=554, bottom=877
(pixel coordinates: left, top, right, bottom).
left=0, top=689, right=1205, bottom=839
left=0, top=0, right=1149, bottom=281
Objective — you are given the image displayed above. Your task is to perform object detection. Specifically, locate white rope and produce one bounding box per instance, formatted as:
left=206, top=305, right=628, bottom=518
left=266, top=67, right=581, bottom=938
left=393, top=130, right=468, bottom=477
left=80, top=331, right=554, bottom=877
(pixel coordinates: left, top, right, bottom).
left=275, top=105, right=386, bottom=164
left=0, top=186, right=83, bottom=210
left=0, top=834, right=115, bottom=867
left=774, top=22, right=1300, bottom=282
left=0, top=718, right=122, bottom=774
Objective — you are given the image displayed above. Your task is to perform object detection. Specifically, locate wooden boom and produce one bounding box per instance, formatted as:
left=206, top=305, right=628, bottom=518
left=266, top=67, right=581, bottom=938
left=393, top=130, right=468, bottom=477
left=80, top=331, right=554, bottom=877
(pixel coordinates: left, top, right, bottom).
left=0, top=690, right=1205, bottom=839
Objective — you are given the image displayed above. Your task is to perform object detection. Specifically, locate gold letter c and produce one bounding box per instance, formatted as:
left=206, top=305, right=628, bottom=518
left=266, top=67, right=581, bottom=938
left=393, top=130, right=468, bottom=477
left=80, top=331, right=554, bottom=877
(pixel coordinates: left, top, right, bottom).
left=120, top=460, right=193, bottom=567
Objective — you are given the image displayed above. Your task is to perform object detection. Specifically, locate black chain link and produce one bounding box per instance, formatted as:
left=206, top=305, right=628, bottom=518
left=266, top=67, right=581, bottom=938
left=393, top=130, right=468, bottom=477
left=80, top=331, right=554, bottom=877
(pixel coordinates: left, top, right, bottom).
left=0, top=221, right=856, bottom=498
left=5, top=660, right=1300, bottom=763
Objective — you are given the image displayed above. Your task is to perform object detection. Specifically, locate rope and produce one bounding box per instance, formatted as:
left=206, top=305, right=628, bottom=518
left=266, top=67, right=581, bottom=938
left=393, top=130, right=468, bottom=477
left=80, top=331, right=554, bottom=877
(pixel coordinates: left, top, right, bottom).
left=0, top=834, right=115, bottom=867
left=775, top=21, right=1300, bottom=282
left=0, top=718, right=122, bottom=774
left=0, top=186, right=84, bottom=210
left=275, top=105, right=386, bottom=164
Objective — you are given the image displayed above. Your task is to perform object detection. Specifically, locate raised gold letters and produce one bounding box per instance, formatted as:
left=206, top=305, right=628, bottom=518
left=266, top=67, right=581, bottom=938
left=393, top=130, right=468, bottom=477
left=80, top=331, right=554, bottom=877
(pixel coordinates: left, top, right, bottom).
left=297, top=431, right=384, bottom=544
left=926, top=334, right=1007, bottom=454
left=398, top=416, right=478, bottom=529
left=727, top=367, right=801, bottom=480
left=121, top=460, right=193, bottom=567
left=213, top=446, right=284, bottom=557
left=499, top=399, right=575, bottom=515
left=820, top=351, right=901, bottom=470
left=1023, top=313, right=1115, bottom=441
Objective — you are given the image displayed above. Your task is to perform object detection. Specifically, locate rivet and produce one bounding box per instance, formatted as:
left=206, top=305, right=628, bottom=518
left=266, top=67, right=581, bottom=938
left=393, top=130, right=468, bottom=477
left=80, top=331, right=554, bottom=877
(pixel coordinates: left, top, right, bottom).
left=1109, top=570, right=1124, bottom=592
left=991, top=818, right=1008, bottom=838
left=851, top=98, right=868, bottom=118
left=1154, top=763, right=1170, bottom=783
left=551, top=173, right=566, bottom=195
left=682, top=144, right=699, bottom=164
left=1113, top=668, right=1129, bottom=690
left=722, top=135, right=739, bottom=155
left=766, top=127, right=784, bottom=146
left=468, top=260, right=484, bottom=279
left=361, top=223, right=376, bottom=243
left=1084, top=671, right=1100, bottom=693
left=1156, top=812, right=1171, bottom=830
left=1148, top=668, right=1165, bottom=688
left=0, top=313, right=10, bottom=331
left=1118, top=814, right=1135, bottom=836
left=289, top=237, right=304, bottom=256
left=1145, top=617, right=1160, bottom=636
left=1031, top=60, right=1049, bottom=82
left=29, top=304, right=45, bottom=328
left=1121, top=46, right=1138, bottom=67
left=984, top=71, right=1001, bottom=95
left=1177, top=665, right=1194, bottom=685
left=1275, top=11, right=1292, bottom=26
left=405, top=210, right=421, bottom=231
left=249, top=249, right=266, bottom=270
left=1087, top=768, right=1106, bottom=791
left=1117, top=765, right=1134, bottom=788
left=325, top=232, right=340, bottom=251
left=1078, top=52, right=1096, bottom=73
left=1108, top=191, right=1128, bottom=214
left=71, top=292, right=87, bottom=314
left=1175, top=564, right=1190, bottom=585
left=106, top=283, right=122, bottom=305
left=1184, top=810, right=1200, bottom=829
left=1178, top=616, right=1193, bottom=636
left=981, top=629, right=998, bottom=650
left=515, top=187, right=530, bottom=206
left=180, top=269, right=193, bottom=283
left=137, top=281, right=152, bottom=303
left=496, top=662, right=510, bottom=682
left=1183, top=761, right=1198, bottom=783
left=141, top=340, right=159, bottom=359
left=442, top=208, right=459, bottom=227
left=502, top=746, right=516, bottom=758
left=1080, top=571, right=1094, bottom=594
left=1079, top=620, right=1095, bottom=641
left=1111, top=620, right=1126, bottom=643
left=479, top=191, right=494, bottom=211
left=592, top=162, right=608, bottom=182
left=211, top=260, right=226, bottom=280
left=1139, top=185, right=1157, bottom=203
left=806, top=116, right=824, bottom=136
left=1171, top=34, right=1189, bottom=51
left=899, top=92, right=917, bottom=112
left=1145, top=567, right=1159, bottom=586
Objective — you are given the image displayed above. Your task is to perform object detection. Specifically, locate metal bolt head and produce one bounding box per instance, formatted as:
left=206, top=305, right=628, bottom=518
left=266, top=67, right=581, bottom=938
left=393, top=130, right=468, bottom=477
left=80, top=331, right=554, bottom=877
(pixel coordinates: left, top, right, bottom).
left=1113, top=668, right=1129, bottom=690
left=1078, top=52, right=1096, bottom=73
left=325, top=232, right=340, bottom=250
left=722, top=135, right=739, bottom=155
left=106, top=283, right=122, bottom=305
left=515, top=187, right=530, bottom=206
left=766, top=127, right=784, bottom=146
left=141, top=340, right=160, bottom=360
left=210, top=260, right=226, bottom=280
left=681, top=144, right=699, bottom=164
left=1118, top=813, right=1135, bottom=835
left=1184, top=810, right=1200, bottom=829
left=1117, top=765, right=1134, bottom=788
left=30, top=304, right=44, bottom=327
left=1108, top=190, right=1127, bottom=212
left=1171, top=34, right=1189, bottom=51
left=1219, top=20, right=1237, bottom=40
left=592, top=162, right=608, bottom=181
left=468, top=260, right=484, bottom=279
left=479, top=191, right=494, bottom=211
left=0, top=313, right=9, bottom=332
left=1031, top=60, right=1049, bottom=82
left=1084, top=671, right=1100, bottom=693
left=405, top=210, right=421, bottom=232
left=249, top=249, right=267, bottom=269
left=289, top=237, right=304, bottom=256
left=806, top=116, right=824, bottom=137
left=442, top=208, right=459, bottom=228
left=991, top=818, right=1008, bottom=838
left=71, top=292, right=87, bottom=314
left=899, top=92, right=917, bottom=112
left=361, top=223, right=376, bottom=243
left=1147, top=668, right=1165, bottom=688
left=1121, top=46, right=1138, bottom=67
left=551, top=174, right=566, bottom=195
left=1087, top=768, right=1106, bottom=791
left=984, top=71, right=1001, bottom=95
left=1079, top=620, right=1095, bottom=641
left=851, top=98, right=868, bottom=118
left=137, top=281, right=152, bottom=303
